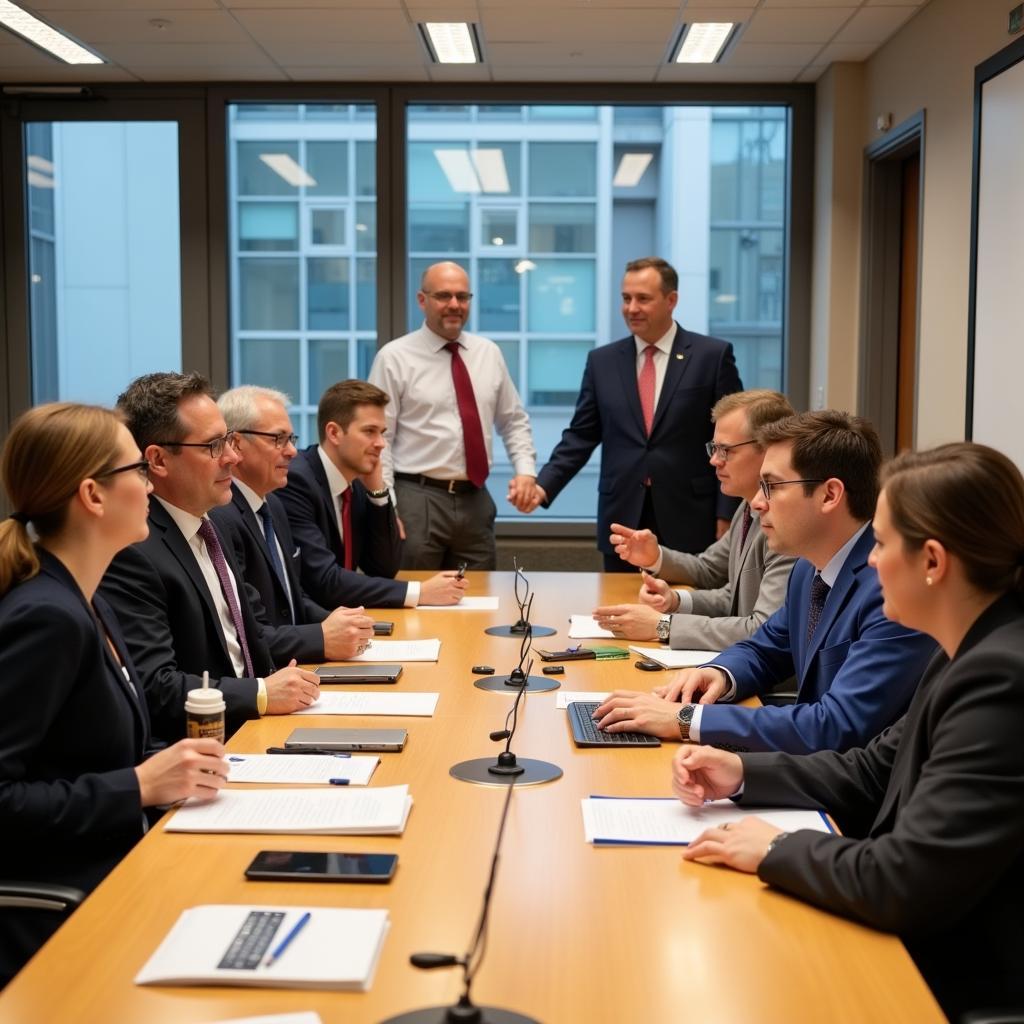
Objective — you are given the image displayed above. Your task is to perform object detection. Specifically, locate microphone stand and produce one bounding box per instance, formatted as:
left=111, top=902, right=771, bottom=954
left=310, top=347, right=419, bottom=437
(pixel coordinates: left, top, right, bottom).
left=475, top=621, right=558, bottom=694
left=453, top=629, right=562, bottom=787
left=484, top=559, right=555, bottom=639
left=379, top=781, right=540, bottom=1024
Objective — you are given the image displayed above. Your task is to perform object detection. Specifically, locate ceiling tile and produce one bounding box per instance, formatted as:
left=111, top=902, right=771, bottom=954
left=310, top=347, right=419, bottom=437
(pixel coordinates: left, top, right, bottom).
left=427, top=63, right=495, bottom=80
left=135, top=64, right=289, bottom=80
left=797, top=64, right=828, bottom=82
left=480, top=0, right=678, bottom=6
left=488, top=40, right=667, bottom=66
left=38, top=10, right=254, bottom=44
left=232, top=8, right=414, bottom=43
left=725, top=40, right=824, bottom=65
left=287, top=64, right=425, bottom=79
left=833, top=5, right=918, bottom=43
left=490, top=64, right=657, bottom=80
left=814, top=40, right=877, bottom=61
left=222, top=0, right=403, bottom=5
left=741, top=7, right=856, bottom=44
left=682, top=0, right=758, bottom=8
left=656, top=62, right=805, bottom=82
left=32, top=0, right=218, bottom=8
left=680, top=7, right=759, bottom=22
left=761, top=0, right=865, bottom=6
left=482, top=8, right=677, bottom=43
left=98, top=41, right=278, bottom=67
left=259, top=40, right=424, bottom=65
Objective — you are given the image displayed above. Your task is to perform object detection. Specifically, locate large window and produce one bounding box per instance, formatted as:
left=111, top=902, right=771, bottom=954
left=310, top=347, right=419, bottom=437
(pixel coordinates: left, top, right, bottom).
left=406, top=104, right=789, bottom=519
left=228, top=103, right=377, bottom=442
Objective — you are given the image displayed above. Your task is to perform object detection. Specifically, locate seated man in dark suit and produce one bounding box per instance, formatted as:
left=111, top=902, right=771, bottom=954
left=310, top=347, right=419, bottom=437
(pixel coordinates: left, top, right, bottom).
left=278, top=379, right=466, bottom=609
left=212, top=385, right=376, bottom=665
left=100, top=372, right=320, bottom=742
left=594, top=410, right=937, bottom=754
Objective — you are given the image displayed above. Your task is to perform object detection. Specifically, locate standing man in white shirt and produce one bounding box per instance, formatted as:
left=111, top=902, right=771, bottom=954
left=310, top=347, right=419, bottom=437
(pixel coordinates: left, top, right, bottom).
left=368, top=261, right=538, bottom=570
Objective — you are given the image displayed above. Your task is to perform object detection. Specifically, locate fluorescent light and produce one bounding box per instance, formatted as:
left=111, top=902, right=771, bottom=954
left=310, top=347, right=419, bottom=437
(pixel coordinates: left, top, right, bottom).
left=0, top=1, right=103, bottom=64
left=258, top=153, right=316, bottom=188
left=673, top=22, right=735, bottom=64
left=491, top=237, right=504, bottom=246
left=514, top=259, right=536, bottom=275
left=421, top=22, right=479, bottom=64
left=434, top=149, right=479, bottom=194
left=613, top=153, right=653, bottom=188
left=714, top=293, right=737, bottom=304
left=471, top=149, right=510, bottom=193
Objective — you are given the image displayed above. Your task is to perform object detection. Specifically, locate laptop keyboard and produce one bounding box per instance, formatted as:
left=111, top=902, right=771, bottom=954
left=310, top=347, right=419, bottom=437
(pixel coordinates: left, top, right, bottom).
left=567, top=701, right=661, bottom=747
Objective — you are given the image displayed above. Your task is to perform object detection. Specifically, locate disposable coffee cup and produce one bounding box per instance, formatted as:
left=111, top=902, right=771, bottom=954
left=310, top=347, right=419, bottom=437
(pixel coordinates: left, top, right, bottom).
left=185, top=683, right=226, bottom=744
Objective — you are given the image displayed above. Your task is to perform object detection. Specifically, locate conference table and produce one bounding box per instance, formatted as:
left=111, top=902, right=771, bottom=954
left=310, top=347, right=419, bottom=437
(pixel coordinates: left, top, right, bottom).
left=0, top=571, right=943, bottom=1023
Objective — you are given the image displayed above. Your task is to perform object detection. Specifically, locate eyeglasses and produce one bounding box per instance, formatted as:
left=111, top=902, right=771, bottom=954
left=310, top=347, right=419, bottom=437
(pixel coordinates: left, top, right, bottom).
left=97, top=459, right=150, bottom=481
left=235, top=429, right=299, bottom=450
left=152, top=432, right=237, bottom=459
left=758, top=478, right=826, bottom=501
left=706, top=439, right=757, bottom=461
left=423, top=290, right=473, bottom=304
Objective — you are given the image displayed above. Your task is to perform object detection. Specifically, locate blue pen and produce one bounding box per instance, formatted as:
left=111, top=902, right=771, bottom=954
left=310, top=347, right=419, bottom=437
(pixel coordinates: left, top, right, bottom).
left=328, top=777, right=350, bottom=786
left=228, top=756, right=246, bottom=762
left=264, top=911, right=311, bottom=968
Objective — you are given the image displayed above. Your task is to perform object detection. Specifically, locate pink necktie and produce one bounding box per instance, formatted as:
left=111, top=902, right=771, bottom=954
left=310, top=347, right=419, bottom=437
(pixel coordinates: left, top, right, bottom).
left=446, top=342, right=489, bottom=487
left=639, top=345, right=657, bottom=436
left=197, top=518, right=255, bottom=678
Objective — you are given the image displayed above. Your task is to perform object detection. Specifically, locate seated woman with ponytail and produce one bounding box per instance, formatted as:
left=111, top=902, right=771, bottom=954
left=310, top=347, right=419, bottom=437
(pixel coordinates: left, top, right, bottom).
left=0, top=403, right=228, bottom=987
left=672, top=442, right=1024, bottom=1020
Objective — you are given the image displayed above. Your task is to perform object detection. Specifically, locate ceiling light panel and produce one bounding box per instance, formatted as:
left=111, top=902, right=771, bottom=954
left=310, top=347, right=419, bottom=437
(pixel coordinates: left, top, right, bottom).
left=673, top=23, right=736, bottom=64
left=421, top=22, right=480, bottom=64
left=0, top=0, right=103, bottom=64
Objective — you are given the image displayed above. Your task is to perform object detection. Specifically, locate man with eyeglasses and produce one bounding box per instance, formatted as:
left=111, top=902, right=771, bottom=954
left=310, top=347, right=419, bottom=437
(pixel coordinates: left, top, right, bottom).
left=368, top=261, right=537, bottom=570
left=591, top=390, right=797, bottom=650
left=525, top=257, right=743, bottom=571
left=210, top=385, right=377, bottom=664
left=277, top=379, right=466, bottom=608
left=592, top=410, right=937, bottom=755
left=100, top=372, right=321, bottom=743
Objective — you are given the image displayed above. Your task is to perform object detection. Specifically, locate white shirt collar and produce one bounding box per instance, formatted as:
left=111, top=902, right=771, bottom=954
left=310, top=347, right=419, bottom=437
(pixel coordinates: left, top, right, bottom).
left=154, top=494, right=204, bottom=544
left=317, top=444, right=350, bottom=501
left=232, top=477, right=264, bottom=516
left=633, top=322, right=677, bottom=357
left=818, top=521, right=870, bottom=587
left=422, top=321, right=465, bottom=353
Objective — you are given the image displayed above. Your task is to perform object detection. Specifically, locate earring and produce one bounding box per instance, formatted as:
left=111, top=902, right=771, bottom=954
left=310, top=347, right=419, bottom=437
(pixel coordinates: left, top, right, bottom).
left=925, top=577, right=934, bottom=586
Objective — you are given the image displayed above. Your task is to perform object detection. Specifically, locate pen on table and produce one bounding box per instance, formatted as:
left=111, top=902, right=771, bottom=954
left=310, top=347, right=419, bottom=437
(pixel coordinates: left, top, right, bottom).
left=328, top=777, right=350, bottom=786
left=265, top=746, right=351, bottom=757
left=639, top=566, right=659, bottom=580
left=264, top=911, right=311, bottom=968
left=455, top=561, right=468, bottom=579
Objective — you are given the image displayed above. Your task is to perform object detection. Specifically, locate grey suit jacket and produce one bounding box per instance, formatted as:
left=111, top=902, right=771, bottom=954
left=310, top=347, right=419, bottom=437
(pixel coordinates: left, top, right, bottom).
left=660, top=503, right=795, bottom=650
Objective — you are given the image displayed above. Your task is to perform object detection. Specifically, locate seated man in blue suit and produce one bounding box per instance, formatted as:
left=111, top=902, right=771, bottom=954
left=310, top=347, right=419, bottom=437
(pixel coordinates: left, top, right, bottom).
left=277, top=379, right=466, bottom=609
left=594, top=410, right=937, bottom=754
left=211, top=385, right=376, bottom=665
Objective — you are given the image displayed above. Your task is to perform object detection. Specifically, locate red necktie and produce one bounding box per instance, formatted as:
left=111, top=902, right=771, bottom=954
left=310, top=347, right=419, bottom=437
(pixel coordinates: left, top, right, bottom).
left=445, top=341, right=488, bottom=487
left=739, top=504, right=753, bottom=548
left=639, top=345, right=657, bottom=436
left=340, top=488, right=354, bottom=570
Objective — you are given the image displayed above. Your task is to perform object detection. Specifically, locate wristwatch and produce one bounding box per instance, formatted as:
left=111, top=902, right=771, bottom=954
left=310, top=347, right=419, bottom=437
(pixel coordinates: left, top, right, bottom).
left=766, top=831, right=791, bottom=857
left=365, top=487, right=390, bottom=500
left=676, top=703, right=696, bottom=741
left=656, top=614, right=672, bottom=643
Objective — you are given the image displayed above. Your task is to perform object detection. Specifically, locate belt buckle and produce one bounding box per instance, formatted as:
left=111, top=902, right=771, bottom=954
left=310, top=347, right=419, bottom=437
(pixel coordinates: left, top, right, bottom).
left=447, top=479, right=457, bottom=494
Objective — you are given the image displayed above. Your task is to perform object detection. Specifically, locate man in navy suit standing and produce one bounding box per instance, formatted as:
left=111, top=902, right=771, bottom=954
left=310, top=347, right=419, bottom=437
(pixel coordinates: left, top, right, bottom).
left=530, top=257, right=743, bottom=571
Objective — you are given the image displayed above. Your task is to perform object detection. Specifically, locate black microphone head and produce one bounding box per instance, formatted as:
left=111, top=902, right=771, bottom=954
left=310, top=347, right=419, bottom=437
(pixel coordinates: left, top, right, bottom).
left=410, top=952, right=460, bottom=969
left=489, top=729, right=511, bottom=741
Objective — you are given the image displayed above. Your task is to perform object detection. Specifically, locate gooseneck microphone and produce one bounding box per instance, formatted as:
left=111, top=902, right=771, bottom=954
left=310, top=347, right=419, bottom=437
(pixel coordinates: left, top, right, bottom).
left=477, top=587, right=558, bottom=695
left=484, top=558, right=556, bottom=639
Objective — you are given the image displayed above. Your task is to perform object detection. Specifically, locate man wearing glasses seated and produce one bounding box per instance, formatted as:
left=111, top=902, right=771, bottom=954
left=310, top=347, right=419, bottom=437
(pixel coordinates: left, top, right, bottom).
left=368, top=261, right=538, bottom=570
left=100, top=372, right=320, bottom=743
left=593, top=410, right=937, bottom=755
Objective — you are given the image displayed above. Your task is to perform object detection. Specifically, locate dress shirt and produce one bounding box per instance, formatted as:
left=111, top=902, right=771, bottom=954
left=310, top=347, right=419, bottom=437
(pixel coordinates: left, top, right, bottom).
left=155, top=496, right=248, bottom=679
left=316, top=446, right=419, bottom=608
left=369, top=323, right=537, bottom=485
left=633, top=324, right=675, bottom=412
left=233, top=477, right=297, bottom=619
left=689, top=522, right=871, bottom=742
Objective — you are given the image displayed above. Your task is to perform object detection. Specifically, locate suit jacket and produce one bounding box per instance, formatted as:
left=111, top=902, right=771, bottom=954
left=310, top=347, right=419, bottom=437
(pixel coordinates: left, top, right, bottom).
left=0, top=552, right=152, bottom=981
left=536, top=326, right=742, bottom=555
left=211, top=484, right=330, bottom=664
left=277, top=445, right=406, bottom=609
left=99, top=497, right=274, bottom=743
left=661, top=503, right=796, bottom=650
left=742, top=592, right=1024, bottom=1020
left=702, top=526, right=937, bottom=753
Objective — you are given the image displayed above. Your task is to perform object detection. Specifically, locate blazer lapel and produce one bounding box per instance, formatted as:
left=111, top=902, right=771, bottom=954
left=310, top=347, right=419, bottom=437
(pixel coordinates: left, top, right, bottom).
left=306, top=447, right=343, bottom=554
left=93, top=596, right=151, bottom=751
left=234, top=485, right=280, bottom=589
left=650, top=326, right=694, bottom=438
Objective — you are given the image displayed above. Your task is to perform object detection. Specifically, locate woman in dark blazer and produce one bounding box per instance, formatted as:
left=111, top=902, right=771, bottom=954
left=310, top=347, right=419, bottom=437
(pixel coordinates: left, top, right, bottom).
left=671, top=442, right=1024, bottom=1021
left=0, top=403, right=228, bottom=987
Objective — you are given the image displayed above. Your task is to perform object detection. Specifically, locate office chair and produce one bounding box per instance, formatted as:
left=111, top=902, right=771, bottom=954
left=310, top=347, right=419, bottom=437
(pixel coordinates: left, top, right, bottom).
left=0, top=882, right=83, bottom=916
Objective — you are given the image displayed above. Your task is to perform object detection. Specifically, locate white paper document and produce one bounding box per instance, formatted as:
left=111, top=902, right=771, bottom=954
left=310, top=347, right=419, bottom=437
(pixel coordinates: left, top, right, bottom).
left=581, top=796, right=833, bottom=846
left=165, top=785, right=413, bottom=835
left=291, top=692, right=439, bottom=717
left=628, top=645, right=721, bottom=669
left=568, top=615, right=615, bottom=639
left=135, top=905, right=389, bottom=991
left=555, top=691, right=612, bottom=709
left=226, top=754, right=379, bottom=786
left=350, top=639, right=441, bottom=662
left=416, top=596, right=499, bottom=611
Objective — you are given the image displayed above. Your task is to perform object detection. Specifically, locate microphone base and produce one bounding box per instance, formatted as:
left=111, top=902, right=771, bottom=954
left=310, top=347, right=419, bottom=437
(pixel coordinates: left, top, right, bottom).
left=379, top=1005, right=540, bottom=1024
left=449, top=757, right=563, bottom=788
left=484, top=623, right=556, bottom=639
left=474, top=674, right=559, bottom=694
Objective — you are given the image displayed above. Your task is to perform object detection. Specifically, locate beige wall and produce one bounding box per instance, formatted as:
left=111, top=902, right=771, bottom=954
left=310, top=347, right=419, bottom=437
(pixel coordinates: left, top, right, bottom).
left=818, top=0, right=1018, bottom=444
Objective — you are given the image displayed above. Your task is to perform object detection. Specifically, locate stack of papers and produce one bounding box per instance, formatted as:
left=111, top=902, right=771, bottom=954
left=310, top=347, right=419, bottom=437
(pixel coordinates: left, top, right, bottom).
left=567, top=615, right=615, bottom=639
left=555, top=691, right=612, bottom=709
left=416, top=596, right=499, bottom=611
left=135, top=905, right=389, bottom=991
left=628, top=645, right=720, bottom=669
left=351, top=639, right=441, bottom=662
left=226, top=754, right=379, bottom=786
left=581, top=796, right=832, bottom=845
left=166, top=785, right=413, bottom=835
left=291, top=692, right=439, bottom=717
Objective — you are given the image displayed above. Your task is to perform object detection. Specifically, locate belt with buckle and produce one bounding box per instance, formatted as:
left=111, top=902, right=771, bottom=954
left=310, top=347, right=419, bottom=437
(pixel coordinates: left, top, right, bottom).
left=394, top=472, right=480, bottom=495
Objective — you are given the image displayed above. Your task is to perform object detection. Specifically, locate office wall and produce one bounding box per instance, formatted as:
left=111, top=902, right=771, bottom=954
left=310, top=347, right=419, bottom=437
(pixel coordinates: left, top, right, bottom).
left=839, top=0, right=1016, bottom=446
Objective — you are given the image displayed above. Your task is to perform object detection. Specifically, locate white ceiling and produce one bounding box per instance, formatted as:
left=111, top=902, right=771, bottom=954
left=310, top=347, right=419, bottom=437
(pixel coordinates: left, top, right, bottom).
left=0, top=0, right=929, bottom=85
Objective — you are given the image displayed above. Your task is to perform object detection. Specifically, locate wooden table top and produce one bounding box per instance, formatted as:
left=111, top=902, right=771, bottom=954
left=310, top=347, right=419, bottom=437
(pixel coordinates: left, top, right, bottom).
left=0, top=571, right=943, bottom=1023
